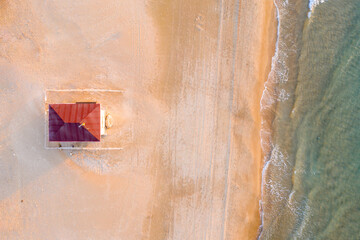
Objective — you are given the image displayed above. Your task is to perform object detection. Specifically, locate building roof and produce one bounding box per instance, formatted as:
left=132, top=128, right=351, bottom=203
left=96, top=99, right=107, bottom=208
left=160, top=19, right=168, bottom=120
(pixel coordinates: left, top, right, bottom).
left=49, top=103, right=101, bottom=142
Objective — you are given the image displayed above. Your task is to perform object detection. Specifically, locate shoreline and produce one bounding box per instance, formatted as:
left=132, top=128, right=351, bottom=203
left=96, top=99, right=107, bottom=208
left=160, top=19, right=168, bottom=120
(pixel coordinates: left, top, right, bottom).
left=259, top=0, right=281, bottom=235
left=255, top=0, right=279, bottom=237
left=258, top=0, right=310, bottom=237
left=223, top=0, right=278, bottom=239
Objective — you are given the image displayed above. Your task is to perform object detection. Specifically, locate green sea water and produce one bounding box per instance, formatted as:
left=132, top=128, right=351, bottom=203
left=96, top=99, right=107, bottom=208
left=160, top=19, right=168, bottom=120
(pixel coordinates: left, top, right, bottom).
left=260, top=0, right=360, bottom=239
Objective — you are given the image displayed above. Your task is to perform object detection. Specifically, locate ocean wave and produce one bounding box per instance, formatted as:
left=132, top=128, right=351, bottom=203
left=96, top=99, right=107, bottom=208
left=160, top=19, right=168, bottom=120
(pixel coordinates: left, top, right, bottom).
left=259, top=0, right=303, bottom=238
left=259, top=0, right=294, bottom=164
left=293, top=200, right=313, bottom=239
left=261, top=144, right=293, bottom=205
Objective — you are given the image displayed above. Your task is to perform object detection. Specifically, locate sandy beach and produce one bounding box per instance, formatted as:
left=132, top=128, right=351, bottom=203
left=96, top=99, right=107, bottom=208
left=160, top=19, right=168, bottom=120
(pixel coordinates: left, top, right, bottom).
left=0, top=0, right=276, bottom=239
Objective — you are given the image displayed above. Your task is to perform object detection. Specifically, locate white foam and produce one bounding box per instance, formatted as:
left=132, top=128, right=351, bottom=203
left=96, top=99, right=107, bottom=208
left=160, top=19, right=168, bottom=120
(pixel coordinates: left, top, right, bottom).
left=308, top=0, right=328, bottom=17
left=309, top=0, right=328, bottom=10
left=277, top=89, right=290, bottom=102
left=269, top=144, right=291, bottom=172
left=265, top=179, right=291, bottom=203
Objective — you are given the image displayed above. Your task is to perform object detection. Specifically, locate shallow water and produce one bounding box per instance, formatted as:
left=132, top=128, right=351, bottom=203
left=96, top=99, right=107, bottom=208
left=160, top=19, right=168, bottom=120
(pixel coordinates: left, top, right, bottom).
left=260, top=0, right=360, bottom=239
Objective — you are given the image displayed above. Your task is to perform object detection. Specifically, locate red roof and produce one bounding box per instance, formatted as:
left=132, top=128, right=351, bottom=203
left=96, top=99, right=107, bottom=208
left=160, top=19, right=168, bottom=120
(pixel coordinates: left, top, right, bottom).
left=49, top=103, right=101, bottom=142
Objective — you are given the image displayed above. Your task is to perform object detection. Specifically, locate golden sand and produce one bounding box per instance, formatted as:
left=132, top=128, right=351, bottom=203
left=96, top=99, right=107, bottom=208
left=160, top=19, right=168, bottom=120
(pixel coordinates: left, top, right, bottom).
left=0, top=0, right=276, bottom=239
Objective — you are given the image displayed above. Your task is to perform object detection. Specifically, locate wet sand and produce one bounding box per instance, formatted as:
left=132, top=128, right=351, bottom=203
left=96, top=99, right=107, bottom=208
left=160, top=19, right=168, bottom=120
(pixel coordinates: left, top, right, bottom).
left=0, top=0, right=276, bottom=239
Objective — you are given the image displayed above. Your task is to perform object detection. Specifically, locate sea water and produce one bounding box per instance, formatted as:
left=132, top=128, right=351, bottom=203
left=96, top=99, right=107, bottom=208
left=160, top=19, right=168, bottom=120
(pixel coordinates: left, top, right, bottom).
left=259, top=0, right=360, bottom=239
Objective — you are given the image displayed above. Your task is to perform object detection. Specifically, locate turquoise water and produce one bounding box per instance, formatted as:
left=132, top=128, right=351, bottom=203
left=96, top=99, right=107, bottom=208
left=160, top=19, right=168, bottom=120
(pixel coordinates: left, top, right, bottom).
left=259, top=0, right=360, bottom=239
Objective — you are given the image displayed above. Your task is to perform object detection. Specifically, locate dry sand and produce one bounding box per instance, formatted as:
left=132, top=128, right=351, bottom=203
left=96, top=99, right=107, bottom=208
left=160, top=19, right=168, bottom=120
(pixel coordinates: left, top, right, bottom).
left=0, top=0, right=276, bottom=239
